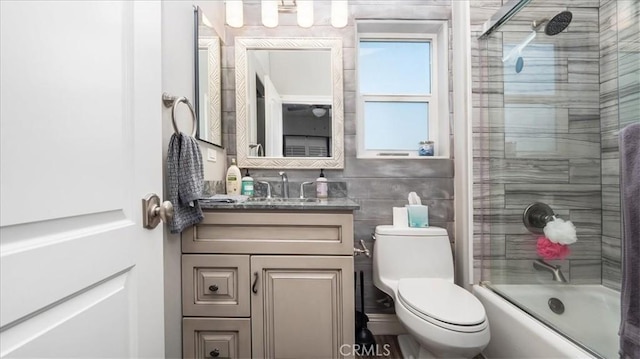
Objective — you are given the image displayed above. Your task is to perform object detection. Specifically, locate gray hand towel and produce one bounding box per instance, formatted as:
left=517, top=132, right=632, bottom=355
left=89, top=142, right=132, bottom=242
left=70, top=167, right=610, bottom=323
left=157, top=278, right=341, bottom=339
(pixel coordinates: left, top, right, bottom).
left=619, top=122, right=640, bottom=359
left=167, top=132, right=204, bottom=233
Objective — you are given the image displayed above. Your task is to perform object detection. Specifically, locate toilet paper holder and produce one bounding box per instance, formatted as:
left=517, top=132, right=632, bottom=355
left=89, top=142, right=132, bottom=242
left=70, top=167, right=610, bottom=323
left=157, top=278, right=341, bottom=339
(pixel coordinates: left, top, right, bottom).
left=523, top=202, right=556, bottom=235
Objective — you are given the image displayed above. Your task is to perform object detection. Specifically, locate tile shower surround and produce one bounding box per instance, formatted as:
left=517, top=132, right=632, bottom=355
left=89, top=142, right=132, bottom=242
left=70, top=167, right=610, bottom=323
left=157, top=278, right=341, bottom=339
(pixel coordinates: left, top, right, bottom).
left=219, top=1, right=455, bottom=314
left=473, top=0, right=637, bottom=291
left=471, top=1, right=603, bottom=283
left=598, top=0, right=639, bottom=290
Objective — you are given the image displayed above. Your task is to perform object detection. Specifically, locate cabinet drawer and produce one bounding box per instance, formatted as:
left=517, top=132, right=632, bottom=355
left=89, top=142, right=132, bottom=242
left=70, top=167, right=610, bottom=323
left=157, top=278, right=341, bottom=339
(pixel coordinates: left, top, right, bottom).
left=183, top=318, right=251, bottom=359
left=182, top=211, right=354, bottom=255
left=182, top=255, right=250, bottom=317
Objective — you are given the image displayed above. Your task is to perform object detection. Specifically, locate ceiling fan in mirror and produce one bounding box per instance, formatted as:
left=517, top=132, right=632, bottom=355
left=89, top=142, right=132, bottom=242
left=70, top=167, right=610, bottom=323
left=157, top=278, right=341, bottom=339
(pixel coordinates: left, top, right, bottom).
left=285, top=104, right=331, bottom=118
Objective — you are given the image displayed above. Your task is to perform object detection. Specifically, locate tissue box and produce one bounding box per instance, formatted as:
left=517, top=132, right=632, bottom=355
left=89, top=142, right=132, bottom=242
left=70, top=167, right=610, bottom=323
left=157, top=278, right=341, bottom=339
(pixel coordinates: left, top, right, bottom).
left=406, top=205, right=429, bottom=227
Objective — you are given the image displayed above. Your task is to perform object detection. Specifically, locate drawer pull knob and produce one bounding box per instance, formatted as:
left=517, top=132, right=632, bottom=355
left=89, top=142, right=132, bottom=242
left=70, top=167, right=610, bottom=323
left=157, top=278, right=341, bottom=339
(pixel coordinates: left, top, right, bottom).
left=209, top=349, right=220, bottom=357
left=252, top=271, right=259, bottom=294
left=209, top=285, right=219, bottom=292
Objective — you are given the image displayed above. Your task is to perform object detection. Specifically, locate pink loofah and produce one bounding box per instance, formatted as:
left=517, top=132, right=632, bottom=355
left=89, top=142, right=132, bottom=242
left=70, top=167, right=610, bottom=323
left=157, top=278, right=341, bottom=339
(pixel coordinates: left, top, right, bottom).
left=537, top=236, right=570, bottom=260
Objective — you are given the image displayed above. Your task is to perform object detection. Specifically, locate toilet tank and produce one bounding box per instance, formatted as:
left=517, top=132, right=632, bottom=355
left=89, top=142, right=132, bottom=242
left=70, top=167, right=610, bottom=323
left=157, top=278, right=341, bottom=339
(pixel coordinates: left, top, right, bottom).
left=373, top=225, right=454, bottom=292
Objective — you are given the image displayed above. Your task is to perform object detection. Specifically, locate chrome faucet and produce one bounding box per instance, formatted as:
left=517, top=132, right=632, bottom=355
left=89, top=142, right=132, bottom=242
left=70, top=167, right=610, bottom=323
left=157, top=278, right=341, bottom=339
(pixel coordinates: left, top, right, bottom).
left=278, top=171, right=289, bottom=198
left=299, top=181, right=314, bottom=199
left=257, top=181, right=272, bottom=199
left=533, top=259, right=568, bottom=283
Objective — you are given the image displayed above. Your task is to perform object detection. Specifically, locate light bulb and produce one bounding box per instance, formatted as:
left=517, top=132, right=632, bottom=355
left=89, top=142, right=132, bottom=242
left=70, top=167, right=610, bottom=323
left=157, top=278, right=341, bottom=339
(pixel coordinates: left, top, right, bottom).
left=262, top=0, right=278, bottom=28
left=297, top=0, right=314, bottom=28
left=225, top=0, right=243, bottom=28
left=331, top=0, right=348, bottom=28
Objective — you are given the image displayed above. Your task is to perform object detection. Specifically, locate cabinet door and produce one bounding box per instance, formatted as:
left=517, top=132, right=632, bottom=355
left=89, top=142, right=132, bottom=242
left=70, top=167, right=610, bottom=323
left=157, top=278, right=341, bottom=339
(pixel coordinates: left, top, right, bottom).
left=183, top=318, right=251, bottom=359
left=251, top=256, right=354, bottom=359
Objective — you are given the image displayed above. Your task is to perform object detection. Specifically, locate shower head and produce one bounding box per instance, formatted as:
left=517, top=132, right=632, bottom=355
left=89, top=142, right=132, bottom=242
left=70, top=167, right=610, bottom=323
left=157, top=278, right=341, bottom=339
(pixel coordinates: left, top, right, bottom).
left=545, top=11, right=572, bottom=35
left=532, top=11, right=573, bottom=36
left=502, top=11, right=573, bottom=73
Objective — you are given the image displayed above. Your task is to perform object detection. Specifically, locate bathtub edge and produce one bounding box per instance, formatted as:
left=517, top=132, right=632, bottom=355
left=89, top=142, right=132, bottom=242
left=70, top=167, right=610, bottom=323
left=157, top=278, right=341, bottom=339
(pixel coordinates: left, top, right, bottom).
left=473, top=285, right=594, bottom=359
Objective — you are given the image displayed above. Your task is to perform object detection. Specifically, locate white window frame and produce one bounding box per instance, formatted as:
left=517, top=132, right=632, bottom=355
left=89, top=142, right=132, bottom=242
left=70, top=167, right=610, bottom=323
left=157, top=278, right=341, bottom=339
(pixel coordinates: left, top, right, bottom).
left=356, top=20, right=450, bottom=158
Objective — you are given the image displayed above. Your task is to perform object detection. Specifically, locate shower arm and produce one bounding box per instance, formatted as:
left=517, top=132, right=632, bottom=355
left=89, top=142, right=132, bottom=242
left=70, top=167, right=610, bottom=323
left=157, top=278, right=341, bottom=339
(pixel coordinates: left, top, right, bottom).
left=502, top=12, right=572, bottom=64
left=502, top=18, right=544, bottom=63
left=531, top=18, right=549, bottom=30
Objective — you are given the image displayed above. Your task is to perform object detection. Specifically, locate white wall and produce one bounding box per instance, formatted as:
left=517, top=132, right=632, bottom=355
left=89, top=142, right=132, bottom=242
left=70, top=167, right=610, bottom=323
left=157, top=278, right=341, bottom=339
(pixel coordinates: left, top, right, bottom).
left=161, top=3, right=189, bottom=357
left=269, top=51, right=331, bottom=97
left=161, top=1, right=225, bottom=357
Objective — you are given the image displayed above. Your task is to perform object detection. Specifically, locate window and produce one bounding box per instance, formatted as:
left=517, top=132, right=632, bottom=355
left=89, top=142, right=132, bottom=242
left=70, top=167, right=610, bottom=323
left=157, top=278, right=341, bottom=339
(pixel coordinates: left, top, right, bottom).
left=356, top=20, right=450, bottom=158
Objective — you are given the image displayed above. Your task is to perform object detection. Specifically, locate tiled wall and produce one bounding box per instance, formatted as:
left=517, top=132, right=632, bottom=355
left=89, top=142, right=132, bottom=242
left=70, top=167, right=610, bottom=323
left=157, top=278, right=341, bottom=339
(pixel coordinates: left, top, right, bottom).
left=472, top=0, right=605, bottom=285
left=599, top=0, right=640, bottom=290
left=219, top=0, right=454, bottom=314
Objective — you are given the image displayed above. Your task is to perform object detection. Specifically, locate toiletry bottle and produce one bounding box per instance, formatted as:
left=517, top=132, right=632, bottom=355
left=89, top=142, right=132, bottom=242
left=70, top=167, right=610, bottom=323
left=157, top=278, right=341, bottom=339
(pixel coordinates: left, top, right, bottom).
left=241, top=169, right=254, bottom=197
left=316, top=169, right=328, bottom=199
left=226, top=158, right=241, bottom=195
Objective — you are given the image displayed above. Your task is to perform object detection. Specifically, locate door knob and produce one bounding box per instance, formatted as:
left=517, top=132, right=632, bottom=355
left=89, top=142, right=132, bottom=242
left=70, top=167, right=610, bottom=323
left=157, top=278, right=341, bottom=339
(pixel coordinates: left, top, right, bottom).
left=142, top=193, right=174, bottom=229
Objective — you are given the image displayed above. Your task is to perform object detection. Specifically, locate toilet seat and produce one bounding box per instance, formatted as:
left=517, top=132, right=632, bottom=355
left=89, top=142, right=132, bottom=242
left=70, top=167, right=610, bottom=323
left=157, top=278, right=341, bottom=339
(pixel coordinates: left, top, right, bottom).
left=397, top=278, right=488, bottom=333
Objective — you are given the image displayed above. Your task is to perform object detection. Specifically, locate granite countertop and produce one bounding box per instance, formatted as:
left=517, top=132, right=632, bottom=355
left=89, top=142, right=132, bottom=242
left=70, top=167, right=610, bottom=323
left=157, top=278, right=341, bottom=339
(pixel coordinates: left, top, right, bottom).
left=199, top=197, right=360, bottom=211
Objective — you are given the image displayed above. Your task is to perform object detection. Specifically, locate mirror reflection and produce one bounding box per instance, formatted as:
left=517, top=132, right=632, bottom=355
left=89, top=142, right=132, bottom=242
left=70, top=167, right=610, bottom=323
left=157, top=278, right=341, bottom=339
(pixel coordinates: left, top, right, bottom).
left=194, top=6, right=222, bottom=147
left=248, top=49, right=332, bottom=158
left=235, top=37, right=344, bottom=169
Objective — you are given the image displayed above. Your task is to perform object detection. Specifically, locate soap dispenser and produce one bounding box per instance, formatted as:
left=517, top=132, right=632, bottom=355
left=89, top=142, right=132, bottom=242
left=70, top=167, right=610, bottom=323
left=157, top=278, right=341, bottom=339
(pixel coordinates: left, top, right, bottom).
left=241, top=169, right=254, bottom=197
left=316, top=169, right=328, bottom=199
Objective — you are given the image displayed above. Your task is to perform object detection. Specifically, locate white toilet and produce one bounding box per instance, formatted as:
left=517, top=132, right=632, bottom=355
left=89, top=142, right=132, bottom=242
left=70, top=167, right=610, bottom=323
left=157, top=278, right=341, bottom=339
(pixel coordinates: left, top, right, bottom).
left=372, top=225, right=490, bottom=359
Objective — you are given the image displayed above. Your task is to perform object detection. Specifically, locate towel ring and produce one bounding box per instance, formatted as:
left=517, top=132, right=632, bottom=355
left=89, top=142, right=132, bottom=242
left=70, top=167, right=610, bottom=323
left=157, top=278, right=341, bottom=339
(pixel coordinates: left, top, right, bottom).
left=162, top=92, right=197, bottom=137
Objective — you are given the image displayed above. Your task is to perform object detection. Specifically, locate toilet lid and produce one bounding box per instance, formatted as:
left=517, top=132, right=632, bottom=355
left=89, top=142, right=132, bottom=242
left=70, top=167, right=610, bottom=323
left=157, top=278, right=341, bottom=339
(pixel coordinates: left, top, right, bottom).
left=398, top=278, right=486, bottom=327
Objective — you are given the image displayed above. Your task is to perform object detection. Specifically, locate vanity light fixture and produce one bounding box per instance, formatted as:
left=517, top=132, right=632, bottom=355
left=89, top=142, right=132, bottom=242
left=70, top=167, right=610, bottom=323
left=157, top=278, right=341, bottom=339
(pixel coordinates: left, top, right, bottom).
left=225, top=0, right=348, bottom=29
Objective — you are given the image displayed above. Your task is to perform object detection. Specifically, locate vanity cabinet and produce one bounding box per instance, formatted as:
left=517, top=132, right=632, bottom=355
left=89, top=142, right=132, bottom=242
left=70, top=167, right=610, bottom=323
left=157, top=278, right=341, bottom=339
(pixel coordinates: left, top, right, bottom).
left=182, top=210, right=355, bottom=359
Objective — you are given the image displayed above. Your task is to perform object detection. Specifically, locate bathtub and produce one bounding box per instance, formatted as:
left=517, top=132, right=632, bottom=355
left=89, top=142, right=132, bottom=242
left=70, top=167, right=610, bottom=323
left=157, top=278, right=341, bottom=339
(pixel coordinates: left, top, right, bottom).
left=474, top=284, right=621, bottom=359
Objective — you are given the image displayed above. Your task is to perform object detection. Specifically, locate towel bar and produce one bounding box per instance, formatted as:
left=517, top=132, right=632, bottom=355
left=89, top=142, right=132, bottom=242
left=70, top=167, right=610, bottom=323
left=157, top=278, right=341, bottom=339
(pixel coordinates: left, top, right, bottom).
left=163, top=92, right=197, bottom=137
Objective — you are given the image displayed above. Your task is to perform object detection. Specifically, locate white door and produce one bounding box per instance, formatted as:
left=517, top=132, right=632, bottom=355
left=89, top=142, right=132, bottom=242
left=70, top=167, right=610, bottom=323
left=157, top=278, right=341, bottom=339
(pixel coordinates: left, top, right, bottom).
left=264, top=76, right=283, bottom=157
left=0, top=2, right=165, bottom=358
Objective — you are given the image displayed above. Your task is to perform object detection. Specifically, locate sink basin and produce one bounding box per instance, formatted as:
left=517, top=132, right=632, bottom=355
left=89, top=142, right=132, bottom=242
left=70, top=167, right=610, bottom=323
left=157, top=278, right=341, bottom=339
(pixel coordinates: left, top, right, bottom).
left=246, top=197, right=320, bottom=204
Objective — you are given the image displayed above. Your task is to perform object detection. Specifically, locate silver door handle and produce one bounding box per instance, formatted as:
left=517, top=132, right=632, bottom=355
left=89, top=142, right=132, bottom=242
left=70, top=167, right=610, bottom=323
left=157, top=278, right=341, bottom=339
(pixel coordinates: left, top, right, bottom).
left=142, top=193, right=174, bottom=229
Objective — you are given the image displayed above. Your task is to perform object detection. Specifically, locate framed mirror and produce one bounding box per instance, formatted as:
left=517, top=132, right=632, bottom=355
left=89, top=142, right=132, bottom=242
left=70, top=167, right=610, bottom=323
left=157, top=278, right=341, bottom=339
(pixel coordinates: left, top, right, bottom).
left=194, top=5, right=222, bottom=147
left=235, top=37, right=344, bottom=169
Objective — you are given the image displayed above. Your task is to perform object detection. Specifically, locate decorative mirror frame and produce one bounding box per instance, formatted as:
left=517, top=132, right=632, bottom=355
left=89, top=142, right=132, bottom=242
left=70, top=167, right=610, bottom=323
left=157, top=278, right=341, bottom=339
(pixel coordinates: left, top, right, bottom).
left=235, top=37, right=344, bottom=169
left=194, top=5, right=222, bottom=147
